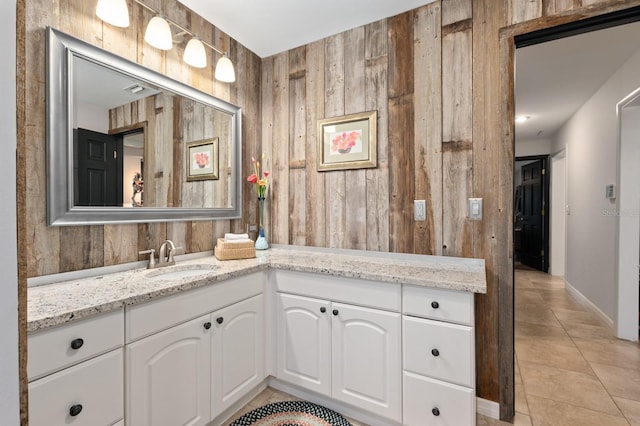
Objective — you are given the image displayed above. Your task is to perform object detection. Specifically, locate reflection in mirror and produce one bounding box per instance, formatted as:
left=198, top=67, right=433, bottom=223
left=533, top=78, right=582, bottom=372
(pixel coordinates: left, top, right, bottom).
left=47, top=27, right=242, bottom=225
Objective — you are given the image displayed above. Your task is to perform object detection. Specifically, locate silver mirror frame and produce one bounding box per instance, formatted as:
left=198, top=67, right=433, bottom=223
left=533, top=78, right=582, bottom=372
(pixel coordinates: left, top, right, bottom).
left=46, top=27, right=242, bottom=226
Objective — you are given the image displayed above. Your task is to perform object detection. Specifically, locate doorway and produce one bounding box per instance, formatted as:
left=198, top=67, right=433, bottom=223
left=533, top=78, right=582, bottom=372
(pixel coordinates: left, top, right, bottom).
left=616, top=88, right=640, bottom=341
left=514, top=156, right=549, bottom=273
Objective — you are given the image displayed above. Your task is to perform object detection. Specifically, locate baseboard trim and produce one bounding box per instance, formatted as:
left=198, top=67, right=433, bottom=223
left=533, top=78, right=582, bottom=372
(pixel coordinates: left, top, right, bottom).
left=476, top=397, right=500, bottom=419
left=564, top=280, right=614, bottom=329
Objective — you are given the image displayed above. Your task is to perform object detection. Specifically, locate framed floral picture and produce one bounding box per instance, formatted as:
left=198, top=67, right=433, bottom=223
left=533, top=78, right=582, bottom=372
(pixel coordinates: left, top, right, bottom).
left=317, top=110, right=377, bottom=171
left=186, top=138, right=219, bottom=181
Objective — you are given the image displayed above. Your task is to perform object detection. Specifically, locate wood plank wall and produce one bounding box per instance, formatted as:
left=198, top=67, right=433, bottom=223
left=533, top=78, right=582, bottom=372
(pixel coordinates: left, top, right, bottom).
left=18, top=0, right=640, bottom=422
left=258, top=0, right=640, bottom=417
left=21, top=0, right=261, bottom=277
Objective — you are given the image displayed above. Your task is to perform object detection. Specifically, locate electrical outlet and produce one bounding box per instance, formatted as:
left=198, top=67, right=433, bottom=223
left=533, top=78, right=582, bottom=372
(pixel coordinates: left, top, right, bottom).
left=247, top=224, right=258, bottom=232
left=414, top=200, right=426, bottom=221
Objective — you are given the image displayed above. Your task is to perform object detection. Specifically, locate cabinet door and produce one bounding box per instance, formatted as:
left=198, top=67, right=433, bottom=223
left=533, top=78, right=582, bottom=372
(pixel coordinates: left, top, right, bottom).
left=276, top=293, right=331, bottom=395
left=211, top=294, right=264, bottom=418
left=331, top=303, right=402, bottom=421
left=126, top=314, right=211, bottom=426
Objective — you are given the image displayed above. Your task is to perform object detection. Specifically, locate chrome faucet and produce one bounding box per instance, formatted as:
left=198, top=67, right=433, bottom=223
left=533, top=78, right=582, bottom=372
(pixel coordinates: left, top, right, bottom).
left=158, top=240, right=177, bottom=266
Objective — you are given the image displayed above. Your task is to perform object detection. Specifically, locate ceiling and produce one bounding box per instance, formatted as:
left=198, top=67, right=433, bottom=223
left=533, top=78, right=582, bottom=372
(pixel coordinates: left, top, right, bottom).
left=178, top=0, right=436, bottom=58
left=515, top=21, right=640, bottom=141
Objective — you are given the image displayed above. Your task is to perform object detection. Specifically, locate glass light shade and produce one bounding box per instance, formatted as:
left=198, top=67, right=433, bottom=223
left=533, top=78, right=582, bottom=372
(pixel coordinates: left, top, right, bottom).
left=144, top=16, right=173, bottom=50
left=184, top=38, right=207, bottom=68
left=96, top=0, right=130, bottom=28
left=215, top=56, right=236, bottom=83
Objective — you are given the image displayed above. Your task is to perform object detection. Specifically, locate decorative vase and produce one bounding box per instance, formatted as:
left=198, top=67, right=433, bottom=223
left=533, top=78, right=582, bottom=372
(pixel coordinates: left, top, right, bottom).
left=255, top=196, right=269, bottom=250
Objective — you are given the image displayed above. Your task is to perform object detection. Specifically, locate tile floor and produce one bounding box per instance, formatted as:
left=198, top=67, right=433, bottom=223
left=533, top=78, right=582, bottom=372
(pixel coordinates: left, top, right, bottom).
left=226, top=269, right=640, bottom=425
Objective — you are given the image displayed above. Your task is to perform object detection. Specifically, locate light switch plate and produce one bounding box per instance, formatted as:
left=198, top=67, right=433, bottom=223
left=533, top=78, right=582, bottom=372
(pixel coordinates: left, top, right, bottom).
left=414, top=200, right=426, bottom=221
left=468, top=198, right=483, bottom=220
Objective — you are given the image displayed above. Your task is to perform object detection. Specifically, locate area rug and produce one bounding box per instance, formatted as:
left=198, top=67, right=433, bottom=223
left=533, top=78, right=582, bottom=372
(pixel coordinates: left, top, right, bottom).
left=229, top=400, right=352, bottom=426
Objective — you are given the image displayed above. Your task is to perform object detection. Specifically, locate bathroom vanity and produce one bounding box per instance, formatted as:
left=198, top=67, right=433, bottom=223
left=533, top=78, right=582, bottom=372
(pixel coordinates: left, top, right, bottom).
left=27, top=246, right=486, bottom=426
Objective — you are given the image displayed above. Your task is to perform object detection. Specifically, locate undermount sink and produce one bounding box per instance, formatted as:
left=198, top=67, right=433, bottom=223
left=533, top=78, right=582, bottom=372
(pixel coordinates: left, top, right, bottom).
left=145, top=264, right=218, bottom=280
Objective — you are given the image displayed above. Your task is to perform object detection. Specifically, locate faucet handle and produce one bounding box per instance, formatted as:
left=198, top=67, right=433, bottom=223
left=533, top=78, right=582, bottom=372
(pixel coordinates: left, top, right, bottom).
left=168, top=246, right=184, bottom=263
left=138, top=249, right=156, bottom=269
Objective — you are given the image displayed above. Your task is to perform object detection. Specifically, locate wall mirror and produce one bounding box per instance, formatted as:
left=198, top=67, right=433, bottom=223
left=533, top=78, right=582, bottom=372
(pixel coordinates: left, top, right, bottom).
left=47, top=27, right=242, bottom=225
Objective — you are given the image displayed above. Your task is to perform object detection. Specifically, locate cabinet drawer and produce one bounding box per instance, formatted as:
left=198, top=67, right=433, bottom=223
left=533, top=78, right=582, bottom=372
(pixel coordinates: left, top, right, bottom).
left=403, top=285, right=473, bottom=325
left=274, top=270, right=400, bottom=312
left=126, top=273, right=262, bottom=342
left=28, top=309, right=124, bottom=381
left=403, top=316, right=474, bottom=387
left=403, top=372, right=475, bottom=426
left=29, top=349, right=124, bottom=426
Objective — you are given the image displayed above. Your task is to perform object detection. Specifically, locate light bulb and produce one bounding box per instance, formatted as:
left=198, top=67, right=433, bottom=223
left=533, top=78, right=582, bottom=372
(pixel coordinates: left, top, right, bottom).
left=96, top=0, right=130, bottom=28
left=184, top=38, right=207, bottom=68
left=215, top=55, right=236, bottom=83
left=144, top=16, right=173, bottom=50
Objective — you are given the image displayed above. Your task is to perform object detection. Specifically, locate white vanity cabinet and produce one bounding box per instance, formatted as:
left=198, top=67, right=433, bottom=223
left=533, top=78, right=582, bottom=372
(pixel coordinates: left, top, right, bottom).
left=402, top=285, right=476, bottom=426
left=275, top=270, right=402, bottom=422
left=27, top=309, right=124, bottom=426
left=125, top=273, right=264, bottom=426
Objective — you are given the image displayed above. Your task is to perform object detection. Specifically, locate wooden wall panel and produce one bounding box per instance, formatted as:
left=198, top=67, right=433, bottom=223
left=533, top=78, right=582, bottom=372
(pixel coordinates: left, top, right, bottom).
left=388, top=13, right=415, bottom=254
left=413, top=3, right=442, bottom=256
left=509, top=0, right=542, bottom=24
left=271, top=52, right=290, bottom=245
left=364, top=20, right=390, bottom=253
left=344, top=27, right=367, bottom=250
left=473, top=0, right=508, bottom=412
left=442, top=21, right=473, bottom=258
left=289, top=47, right=307, bottom=246
left=324, top=33, right=346, bottom=248
left=304, top=40, right=326, bottom=247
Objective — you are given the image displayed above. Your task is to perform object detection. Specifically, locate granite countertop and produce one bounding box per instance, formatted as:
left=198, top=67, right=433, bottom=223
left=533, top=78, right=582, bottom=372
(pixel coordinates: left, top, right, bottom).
left=27, top=245, right=487, bottom=332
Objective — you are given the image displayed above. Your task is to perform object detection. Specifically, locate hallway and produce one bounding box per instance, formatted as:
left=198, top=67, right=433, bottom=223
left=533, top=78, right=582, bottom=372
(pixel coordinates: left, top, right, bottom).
left=512, top=269, right=640, bottom=425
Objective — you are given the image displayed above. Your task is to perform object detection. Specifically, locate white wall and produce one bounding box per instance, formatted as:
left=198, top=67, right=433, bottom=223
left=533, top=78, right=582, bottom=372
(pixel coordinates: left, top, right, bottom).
left=0, top=0, right=20, bottom=424
left=74, top=101, right=109, bottom=133
left=515, top=137, right=552, bottom=157
left=555, top=47, right=640, bottom=320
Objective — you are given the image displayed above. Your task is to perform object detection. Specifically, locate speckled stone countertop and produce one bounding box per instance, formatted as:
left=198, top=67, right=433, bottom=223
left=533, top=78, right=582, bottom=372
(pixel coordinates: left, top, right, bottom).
left=28, top=245, right=486, bottom=332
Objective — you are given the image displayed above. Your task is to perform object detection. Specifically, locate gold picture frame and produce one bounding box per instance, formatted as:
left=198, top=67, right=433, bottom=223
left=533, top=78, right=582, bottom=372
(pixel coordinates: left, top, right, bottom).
left=186, top=138, right=219, bottom=181
left=317, top=110, right=377, bottom=171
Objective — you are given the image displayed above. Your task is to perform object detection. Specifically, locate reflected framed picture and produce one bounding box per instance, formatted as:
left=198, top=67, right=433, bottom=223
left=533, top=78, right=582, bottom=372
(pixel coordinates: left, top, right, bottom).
left=317, top=110, right=377, bottom=171
left=186, top=138, right=219, bottom=181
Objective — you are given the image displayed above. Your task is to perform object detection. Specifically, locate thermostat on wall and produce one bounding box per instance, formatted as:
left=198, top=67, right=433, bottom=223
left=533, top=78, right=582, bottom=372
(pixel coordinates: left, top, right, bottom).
left=605, top=184, right=616, bottom=199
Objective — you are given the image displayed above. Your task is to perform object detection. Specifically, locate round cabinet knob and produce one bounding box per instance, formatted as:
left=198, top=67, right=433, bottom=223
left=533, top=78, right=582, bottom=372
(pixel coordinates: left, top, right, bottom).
left=70, top=338, right=84, bottom=350
left=332, top=309, right=339, bottom=316
left=320, top=307, right=326, bottom=313
left=203, top=322, right=212, bottom=330
left=432, top=407, right=440, bottom=417
left=69, top=404, right=83, bottom=417
left=431, top=301, right=439, bottom=309
left=431, top=348, right=440, bottom=357
left=216, top=317, right=224, bottom=324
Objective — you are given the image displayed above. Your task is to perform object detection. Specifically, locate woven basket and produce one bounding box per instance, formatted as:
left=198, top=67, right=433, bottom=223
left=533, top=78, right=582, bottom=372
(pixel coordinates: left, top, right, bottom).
left=214, top=238, right=256, bottom=260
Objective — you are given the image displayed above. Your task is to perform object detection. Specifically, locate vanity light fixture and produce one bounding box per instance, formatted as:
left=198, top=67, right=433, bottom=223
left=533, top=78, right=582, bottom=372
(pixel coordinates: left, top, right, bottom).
left=215, top=55, right=236, bottom=83
left=183, top=37, right=207, bottom=68
left=144, top=15, right=173, bottom=50
left=96, top=0, right=130, bottom=28
left=96, top=0, right=236, bottom=82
